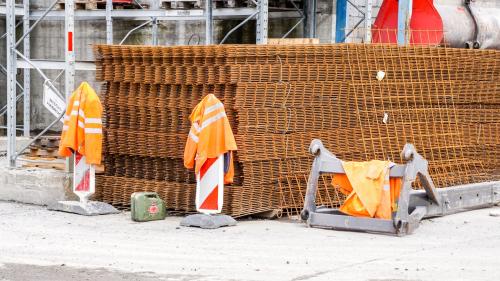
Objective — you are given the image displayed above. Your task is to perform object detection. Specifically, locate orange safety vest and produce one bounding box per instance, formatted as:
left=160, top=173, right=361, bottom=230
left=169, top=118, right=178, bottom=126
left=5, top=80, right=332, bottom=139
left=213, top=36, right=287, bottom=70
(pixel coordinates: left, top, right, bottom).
left=58, top=82, right=103, bottom=165
left=184, top=94, right=237, bottom=184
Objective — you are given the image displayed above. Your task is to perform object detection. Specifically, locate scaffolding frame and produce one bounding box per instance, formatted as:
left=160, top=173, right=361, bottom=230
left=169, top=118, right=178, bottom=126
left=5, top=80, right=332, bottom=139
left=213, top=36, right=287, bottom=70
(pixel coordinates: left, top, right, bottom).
left=1, top=0, right=311, bottom=168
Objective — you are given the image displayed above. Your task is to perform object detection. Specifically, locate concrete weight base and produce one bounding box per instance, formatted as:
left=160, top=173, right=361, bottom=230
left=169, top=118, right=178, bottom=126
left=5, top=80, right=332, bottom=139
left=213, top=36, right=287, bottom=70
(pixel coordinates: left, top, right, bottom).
left=48, top=201, right=120, bottom=216
left=180, top=214, right=237, bottom=229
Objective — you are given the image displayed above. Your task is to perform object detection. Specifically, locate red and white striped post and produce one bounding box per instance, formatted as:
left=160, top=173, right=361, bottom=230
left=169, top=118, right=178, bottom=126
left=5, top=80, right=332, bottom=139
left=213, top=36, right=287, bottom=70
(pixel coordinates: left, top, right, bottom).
left=195, top=155, right=224, bottom=214
left=73, top=153, right=95, bottom=204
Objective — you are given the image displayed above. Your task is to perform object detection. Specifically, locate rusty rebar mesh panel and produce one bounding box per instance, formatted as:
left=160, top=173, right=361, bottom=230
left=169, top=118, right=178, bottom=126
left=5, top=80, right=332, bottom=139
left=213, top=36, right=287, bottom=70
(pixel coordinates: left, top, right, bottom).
left=278, top=173, right=347, bottom=218
left=93, top=44, right=500, bottom=217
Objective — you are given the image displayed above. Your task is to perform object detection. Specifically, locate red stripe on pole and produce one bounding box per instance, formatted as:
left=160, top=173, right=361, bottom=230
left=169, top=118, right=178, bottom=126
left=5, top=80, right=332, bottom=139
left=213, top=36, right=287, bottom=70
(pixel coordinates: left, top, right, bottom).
left=199, top=157, right=217, bottom=179
left=75, top=170, right=90, bottom=192
left=68, top=31, right=73, bottom=52
left=75, top=153, right=82, bottom=165
left=199, top=185, right=218, bottom=210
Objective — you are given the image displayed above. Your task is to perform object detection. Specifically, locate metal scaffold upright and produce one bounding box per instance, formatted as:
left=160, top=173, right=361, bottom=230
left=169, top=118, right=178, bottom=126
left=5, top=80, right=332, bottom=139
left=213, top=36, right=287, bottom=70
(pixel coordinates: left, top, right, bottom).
left=335, top=0, right=375, bottom=43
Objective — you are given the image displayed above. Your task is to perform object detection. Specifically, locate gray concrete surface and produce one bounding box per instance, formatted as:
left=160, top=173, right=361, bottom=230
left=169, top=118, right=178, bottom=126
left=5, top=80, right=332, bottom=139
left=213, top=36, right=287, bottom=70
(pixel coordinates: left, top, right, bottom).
left=0, top=158, right=71, bottom=206
left=0, top=201, right=499, bottom=281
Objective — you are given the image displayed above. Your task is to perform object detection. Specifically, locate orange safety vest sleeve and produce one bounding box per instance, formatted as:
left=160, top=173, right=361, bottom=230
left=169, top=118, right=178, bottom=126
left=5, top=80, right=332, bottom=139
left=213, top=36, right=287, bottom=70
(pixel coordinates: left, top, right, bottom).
left=59, top=87, right=81, bottom=158
left=80, top=90, right=103, bottom=165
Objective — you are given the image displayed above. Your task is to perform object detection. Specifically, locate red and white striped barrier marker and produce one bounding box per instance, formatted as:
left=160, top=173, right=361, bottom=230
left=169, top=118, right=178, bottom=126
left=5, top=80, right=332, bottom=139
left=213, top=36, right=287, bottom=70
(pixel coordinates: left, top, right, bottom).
left=73, top=153, right=95, bottom=203
left=195, top=155, right=224, bottom=214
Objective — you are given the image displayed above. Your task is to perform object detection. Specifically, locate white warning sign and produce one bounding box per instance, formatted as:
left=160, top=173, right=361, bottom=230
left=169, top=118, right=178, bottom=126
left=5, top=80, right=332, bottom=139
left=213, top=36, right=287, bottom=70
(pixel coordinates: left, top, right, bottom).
left=43, top=83, right=66, bottom=123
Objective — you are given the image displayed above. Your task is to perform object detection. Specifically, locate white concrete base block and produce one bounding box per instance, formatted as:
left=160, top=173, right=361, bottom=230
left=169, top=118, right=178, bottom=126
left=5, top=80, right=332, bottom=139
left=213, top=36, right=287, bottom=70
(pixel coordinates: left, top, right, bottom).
left=0, top=159, right=74, bottom=206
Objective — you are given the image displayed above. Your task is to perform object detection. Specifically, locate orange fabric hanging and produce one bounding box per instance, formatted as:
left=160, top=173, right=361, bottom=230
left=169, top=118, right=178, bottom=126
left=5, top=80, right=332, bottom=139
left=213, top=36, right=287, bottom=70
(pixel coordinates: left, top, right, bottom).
left=184, top=94, right=237, bottom=184
left=332, top=160, right=402, bottom=220
left=58, top=82, right=103, bottom=165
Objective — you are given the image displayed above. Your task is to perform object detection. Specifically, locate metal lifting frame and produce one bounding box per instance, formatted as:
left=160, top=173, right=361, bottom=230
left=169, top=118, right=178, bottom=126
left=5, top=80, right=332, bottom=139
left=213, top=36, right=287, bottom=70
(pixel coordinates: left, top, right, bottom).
left=3, top=0, right=298, bottom=168
left=301, top=139, right=500, bottom=236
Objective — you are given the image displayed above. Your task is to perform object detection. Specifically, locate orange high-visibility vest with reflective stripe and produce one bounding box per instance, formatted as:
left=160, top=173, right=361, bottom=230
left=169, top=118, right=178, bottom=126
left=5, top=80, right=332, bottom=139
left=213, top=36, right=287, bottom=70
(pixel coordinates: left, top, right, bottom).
left=184, top=94, right=237, bottom=184
left=58, top=82, right=103, bottom=165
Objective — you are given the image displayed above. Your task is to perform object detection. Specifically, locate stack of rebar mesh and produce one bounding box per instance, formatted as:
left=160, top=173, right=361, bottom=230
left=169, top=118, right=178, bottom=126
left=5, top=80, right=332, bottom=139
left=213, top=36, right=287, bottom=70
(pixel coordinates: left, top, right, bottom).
left=93, top=44, right=500, bottom=217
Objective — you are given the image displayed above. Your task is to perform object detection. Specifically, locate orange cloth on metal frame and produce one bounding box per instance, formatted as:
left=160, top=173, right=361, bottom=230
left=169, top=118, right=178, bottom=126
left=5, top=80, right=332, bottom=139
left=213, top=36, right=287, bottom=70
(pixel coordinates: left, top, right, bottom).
left=332, top=160, right=402, bottom=220
left=184, top=94, right=237, bottom=184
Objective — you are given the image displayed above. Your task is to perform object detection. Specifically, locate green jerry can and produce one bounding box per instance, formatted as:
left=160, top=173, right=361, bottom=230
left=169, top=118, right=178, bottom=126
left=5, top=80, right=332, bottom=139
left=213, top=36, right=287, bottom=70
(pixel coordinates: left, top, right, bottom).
left=131, top=192, right=167, bottom=222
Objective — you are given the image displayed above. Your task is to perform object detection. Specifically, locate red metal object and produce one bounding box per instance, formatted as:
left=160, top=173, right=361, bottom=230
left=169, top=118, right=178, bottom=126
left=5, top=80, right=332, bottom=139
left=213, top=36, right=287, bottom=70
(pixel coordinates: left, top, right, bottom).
left=68, top=31, right=73, bottom=52
left=372, top=0, right=444, bottom=45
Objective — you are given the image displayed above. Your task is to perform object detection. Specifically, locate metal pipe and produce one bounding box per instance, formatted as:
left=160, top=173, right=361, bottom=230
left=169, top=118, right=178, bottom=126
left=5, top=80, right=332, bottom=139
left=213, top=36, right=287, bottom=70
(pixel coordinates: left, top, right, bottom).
left=281, top=0, right=304, bottom=39
left=0, top=126, right=24, bottom=131
left=0, top=64, right=25, bottom=92
left=435, top=3, right=500, bottom=49
left=0, top=21, right=22, bottom=41
left=15, top=0, right=59, bottom=48
left=304, top=0, right=317, bottom=38
left=119, top=20, right=152, bottom=45
left=344, top=17, right=364, bottom=40
left=0, top=94, right=23, bottom=117
left=220, top=11, right=259, bottom=44
left=282, top=18, right=304, bottom=39
left=464, top=0, right=479, bottom=48
left=133, top=0, right=146, bottom=9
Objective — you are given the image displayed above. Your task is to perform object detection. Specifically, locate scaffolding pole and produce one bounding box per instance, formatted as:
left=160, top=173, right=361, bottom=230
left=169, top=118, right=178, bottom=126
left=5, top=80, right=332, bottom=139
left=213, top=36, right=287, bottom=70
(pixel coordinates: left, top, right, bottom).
left=6, top=0, right=17, bottom=167
left=65, top=0, right=75, bottom=98
left=151, top=0, right=159, bottom=45
left=65, top=0, right=76, bottom=173
left=205, top=0, right=213, bottom=45
left=335, top=0, right=347, bottom=42
left=397, top=0, right=412, bottom=45
left=256, top=0, right=268, bottom=44
left=304, top=0, right=317, bottom=38
left=106, top=0, right=113, bottom=44
left=22, top=0, right=30, bottom=137
left=364, top=0, right=372, bottom=43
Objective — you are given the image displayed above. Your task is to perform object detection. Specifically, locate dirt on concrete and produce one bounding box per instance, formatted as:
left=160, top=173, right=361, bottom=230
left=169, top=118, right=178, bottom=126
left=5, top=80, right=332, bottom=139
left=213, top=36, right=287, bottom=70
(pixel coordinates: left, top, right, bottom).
left=0, top=201, right=499, bottom=281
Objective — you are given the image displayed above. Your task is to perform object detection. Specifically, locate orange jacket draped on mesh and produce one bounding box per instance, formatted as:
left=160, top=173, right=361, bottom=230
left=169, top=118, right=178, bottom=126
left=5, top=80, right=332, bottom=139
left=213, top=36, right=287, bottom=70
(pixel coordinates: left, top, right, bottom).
left=184, top=94, right=237, bottom=184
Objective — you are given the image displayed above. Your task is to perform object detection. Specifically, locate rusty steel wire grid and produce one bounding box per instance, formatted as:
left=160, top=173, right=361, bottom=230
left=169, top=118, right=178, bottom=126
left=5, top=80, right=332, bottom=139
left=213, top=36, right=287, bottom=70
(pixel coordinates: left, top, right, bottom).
left=93, top=44, right=500, bottom=218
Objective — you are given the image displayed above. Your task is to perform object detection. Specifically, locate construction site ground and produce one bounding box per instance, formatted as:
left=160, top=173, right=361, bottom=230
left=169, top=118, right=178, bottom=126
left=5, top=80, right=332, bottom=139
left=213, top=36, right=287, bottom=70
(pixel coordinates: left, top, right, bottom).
left=0, top=201, right=499, bottom=281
